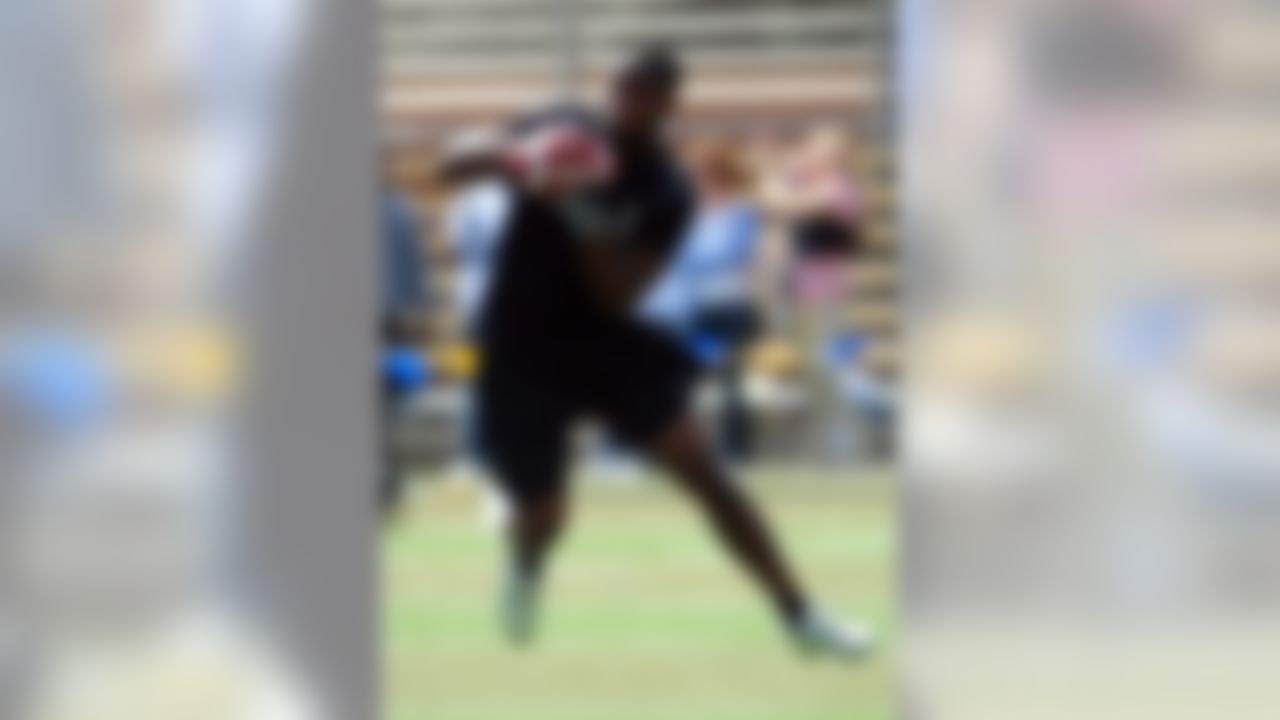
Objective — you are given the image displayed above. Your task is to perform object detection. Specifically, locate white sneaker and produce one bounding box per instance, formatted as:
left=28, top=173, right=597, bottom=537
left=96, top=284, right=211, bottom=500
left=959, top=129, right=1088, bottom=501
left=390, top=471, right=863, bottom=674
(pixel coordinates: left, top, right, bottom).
left=789, top=608, right=875, bottom=660
left=501, top=565, right=540, bottom=647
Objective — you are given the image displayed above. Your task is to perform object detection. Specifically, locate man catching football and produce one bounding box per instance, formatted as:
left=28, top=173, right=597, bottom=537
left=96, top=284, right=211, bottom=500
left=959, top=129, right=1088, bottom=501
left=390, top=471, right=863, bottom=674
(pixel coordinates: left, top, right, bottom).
left=458, top=44, right=873, bottom=659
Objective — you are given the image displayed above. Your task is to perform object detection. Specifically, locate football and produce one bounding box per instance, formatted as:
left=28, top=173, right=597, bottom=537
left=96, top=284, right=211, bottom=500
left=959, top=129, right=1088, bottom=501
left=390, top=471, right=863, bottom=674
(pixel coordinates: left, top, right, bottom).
left=505, top=122, right=615, bottom=196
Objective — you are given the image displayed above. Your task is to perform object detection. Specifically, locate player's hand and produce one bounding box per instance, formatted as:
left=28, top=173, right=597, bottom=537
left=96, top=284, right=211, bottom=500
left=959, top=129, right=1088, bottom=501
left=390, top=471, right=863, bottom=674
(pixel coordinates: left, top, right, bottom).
left=504, top=123, right=615, bottom=198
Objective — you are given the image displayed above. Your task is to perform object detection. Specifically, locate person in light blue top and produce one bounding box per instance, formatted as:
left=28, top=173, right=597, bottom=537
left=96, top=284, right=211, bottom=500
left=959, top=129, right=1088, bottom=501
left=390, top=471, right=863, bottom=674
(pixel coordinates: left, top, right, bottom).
left=380, top=181, right=429, bottom=514
left=643, top=194, right=761, bottom=333
left=642, top=143, right=763, bottom=460
left=382, top=188, right=429, bottom=335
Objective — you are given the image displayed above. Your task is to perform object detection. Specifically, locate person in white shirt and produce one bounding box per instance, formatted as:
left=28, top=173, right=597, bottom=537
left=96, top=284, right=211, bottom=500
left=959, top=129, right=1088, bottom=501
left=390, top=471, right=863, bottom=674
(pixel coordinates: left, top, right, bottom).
left=446, top=179, right=512, bottom=334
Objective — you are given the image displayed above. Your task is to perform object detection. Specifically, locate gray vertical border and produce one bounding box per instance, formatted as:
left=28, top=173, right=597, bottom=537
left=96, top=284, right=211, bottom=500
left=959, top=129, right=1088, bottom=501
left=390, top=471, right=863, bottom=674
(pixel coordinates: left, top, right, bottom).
left=895, top=0, right=926, bottom=716
left=240, top=0, right=378, bottom=716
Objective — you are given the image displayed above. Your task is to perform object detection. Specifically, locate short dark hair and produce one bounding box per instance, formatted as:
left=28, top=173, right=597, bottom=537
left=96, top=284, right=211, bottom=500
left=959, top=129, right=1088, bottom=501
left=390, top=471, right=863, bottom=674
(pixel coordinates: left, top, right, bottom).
left=616, top=43, right=682, bottom=92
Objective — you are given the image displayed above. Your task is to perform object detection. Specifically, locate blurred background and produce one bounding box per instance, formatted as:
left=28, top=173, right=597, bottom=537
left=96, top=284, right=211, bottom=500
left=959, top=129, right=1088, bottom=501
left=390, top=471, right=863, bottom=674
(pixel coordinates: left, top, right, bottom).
left=376, top=1, right=898, bottom=719
left=903, top=0, right=1280, bottom=717
left=5, top=0, right=1280, bottom=718
left=0, top=0, right=373, bottom=717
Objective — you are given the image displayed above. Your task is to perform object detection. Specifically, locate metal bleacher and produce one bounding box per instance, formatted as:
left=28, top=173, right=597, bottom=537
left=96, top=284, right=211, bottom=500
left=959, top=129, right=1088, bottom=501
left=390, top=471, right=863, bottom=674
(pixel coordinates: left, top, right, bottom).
left=383, top=0, right=888, bottom=135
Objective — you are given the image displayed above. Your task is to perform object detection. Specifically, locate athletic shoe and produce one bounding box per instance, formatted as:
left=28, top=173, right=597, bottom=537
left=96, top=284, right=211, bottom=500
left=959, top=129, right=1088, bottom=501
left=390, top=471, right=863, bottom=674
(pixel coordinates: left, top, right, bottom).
left=789, top=607, right=875, bottom=660
left=501, top=563, right=540, bottom=647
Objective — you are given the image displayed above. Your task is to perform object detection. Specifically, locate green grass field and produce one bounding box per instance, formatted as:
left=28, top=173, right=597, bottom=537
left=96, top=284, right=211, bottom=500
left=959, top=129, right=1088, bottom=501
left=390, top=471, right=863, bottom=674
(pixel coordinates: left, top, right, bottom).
left=383, top=466, right=896, bottom=720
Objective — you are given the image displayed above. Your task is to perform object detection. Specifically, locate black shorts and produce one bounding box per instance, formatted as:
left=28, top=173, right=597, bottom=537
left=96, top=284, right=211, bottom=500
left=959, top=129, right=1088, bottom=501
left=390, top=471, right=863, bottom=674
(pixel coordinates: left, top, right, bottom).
left=477, top=324, right=696, bottom=503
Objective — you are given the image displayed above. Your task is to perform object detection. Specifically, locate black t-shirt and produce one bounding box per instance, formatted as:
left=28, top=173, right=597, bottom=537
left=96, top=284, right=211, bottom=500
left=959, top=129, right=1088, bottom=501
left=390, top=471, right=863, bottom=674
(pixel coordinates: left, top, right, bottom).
left=478, top=105, right=694, bottom=355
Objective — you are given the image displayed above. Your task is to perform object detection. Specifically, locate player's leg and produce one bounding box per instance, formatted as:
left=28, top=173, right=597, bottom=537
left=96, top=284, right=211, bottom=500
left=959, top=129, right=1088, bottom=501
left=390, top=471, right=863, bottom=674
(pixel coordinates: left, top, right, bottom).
left=478, top=369, right=574, bottom=646
left=501, top=484, right=569, bottom=646
left=647, top=413, right=806, bottom=618
left=508, top=488, right=568, bottom=578
left=647, top=413, right=874, bottom=658
left=596, top=324, right=872, bottom=657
